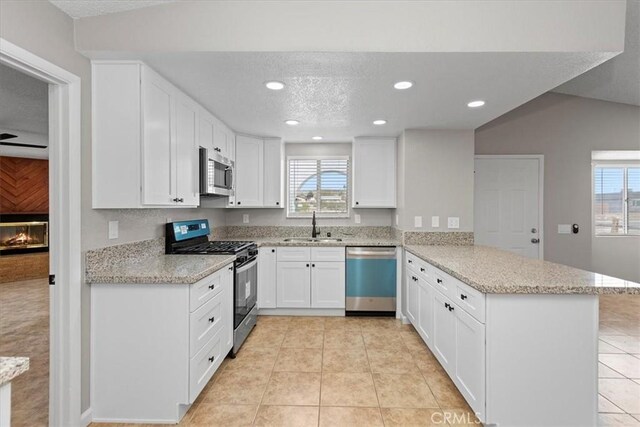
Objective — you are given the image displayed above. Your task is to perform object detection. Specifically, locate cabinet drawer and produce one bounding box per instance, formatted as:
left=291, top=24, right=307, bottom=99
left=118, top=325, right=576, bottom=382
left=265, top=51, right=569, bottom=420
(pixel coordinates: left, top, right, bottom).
left=311, top=247, right=344, bottom=262
left=406, top=252, right=419, bottom=268
left=190, top=290, right=224, bottom=355
left=190, top=269, right=224, bottom=312
left=277, top=247, right=311, bottom=262
left=452, top=280, right=485, bottom=323
left=432, top=269, right=453, bottom=298
left=189, top=329, right=224, bottom=403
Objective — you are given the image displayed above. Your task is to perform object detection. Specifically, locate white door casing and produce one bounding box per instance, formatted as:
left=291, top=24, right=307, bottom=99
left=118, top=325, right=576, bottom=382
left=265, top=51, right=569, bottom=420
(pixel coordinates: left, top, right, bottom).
left=474, top=155, right=543, bottom=259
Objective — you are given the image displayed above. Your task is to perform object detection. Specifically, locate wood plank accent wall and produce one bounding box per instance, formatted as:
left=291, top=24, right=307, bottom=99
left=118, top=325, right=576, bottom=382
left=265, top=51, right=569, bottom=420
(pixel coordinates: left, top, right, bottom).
left=0, top=156, right=49, bottom=213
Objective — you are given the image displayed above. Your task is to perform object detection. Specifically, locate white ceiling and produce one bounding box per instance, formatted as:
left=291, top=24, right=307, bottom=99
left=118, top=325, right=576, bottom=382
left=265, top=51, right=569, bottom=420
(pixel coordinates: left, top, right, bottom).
left=134, top=51, right=614, bottom=141
left=554, top=0, right=639, bottom=106
left=0, top=63, right=49, bottom=138
left=50, top=0, right=175, bottom=19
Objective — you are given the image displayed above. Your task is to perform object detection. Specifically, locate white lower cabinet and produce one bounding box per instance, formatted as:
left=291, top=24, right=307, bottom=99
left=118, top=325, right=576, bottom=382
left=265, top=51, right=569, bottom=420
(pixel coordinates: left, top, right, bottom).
left=277, top=262, right=312, bottom=307
left=311, top=261, right=346, bottom=308
left=269, top=247, right=345, bottom=310
left=405, top=250, right=486, bottom=421
left=91, top=263, right=234, bottom=423
left=258, top=247, right=277, bottom=308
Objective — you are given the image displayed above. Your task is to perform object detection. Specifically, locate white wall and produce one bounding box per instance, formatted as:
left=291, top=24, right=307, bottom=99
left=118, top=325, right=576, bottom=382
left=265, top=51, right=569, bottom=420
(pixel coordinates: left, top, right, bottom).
left=476, top=92, right=640, bottom=282
left=395, top=129, right=475, bottom=232
left=225, top=142, right=394, bottom=227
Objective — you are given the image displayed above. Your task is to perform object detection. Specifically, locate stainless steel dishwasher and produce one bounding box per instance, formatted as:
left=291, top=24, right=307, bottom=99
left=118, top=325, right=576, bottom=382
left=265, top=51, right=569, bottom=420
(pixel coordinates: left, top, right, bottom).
left=345, top=247, right=397, bottom=315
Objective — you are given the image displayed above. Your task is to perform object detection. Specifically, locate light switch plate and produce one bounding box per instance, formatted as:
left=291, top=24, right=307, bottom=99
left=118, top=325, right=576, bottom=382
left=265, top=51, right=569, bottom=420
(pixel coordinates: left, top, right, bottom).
left=447, top=217, right=460, bottom=229
left=108, top=221, right=119, bottom=239
left=242, top=214, right=250, bottom=224
left=354, top=214, right=361, bottom=224
left=431, top=216, right=440, bottom=228
left=414, top=216, right=423, bottom=228
left=558, top=224, right=571, bottom=234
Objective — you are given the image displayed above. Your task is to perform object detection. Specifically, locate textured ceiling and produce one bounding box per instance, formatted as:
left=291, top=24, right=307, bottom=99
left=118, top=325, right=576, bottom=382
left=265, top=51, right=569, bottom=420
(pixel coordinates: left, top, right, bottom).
left=554, top=0, right=639, bottom=106
left=0, top=63, right=48, bottom=138
left=50, top=0, right=175, bottom=19
left=133, top=51, right=613, bottom=141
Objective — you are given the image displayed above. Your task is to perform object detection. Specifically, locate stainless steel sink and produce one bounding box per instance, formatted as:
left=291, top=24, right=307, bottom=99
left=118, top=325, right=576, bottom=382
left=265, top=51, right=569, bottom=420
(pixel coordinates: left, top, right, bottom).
left=283, top=237, right=343, bottom=243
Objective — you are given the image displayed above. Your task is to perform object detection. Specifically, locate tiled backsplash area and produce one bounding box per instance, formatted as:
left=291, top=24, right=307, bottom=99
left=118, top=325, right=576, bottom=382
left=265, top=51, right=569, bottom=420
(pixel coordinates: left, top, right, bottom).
left=403, top=231, right=474, bottom=246
left=224, top=226, right=397, bottom=240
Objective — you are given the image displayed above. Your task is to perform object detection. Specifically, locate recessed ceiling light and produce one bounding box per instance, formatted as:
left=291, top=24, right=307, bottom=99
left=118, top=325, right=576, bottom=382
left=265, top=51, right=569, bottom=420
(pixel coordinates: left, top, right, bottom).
left=394, top=81, right=413, bottom=90
left=312, top=136, right=323, bottom=140
left=265, top=81, right=285, bottom=90
left=373, top=119, right=387, bottom=125
left=285, top=119, right=300, bottom=126
left=467, top=100, right=485, bottom=108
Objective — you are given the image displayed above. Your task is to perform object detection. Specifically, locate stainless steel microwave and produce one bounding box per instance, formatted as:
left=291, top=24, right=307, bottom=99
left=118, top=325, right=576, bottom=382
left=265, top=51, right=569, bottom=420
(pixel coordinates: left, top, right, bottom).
left=199, top=147, right=234, bottom=197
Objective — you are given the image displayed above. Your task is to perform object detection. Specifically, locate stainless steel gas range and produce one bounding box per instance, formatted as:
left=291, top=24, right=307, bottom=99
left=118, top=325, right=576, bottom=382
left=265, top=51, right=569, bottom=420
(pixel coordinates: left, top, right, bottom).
left=165, top=219, right=257, bottom=356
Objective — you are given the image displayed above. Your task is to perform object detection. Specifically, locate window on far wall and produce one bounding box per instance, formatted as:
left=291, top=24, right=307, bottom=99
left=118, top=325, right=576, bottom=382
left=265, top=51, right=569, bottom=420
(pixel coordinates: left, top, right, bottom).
left=287, top=157, right=349, bottom=218
left=593, top=153, right=640, bottom=236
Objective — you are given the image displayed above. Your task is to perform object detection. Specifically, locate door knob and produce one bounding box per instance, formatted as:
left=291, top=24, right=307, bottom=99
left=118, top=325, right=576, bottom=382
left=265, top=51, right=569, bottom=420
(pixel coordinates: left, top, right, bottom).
left=531, top=238, right=540, bottom=244
left=531, top=228, right=537, bottom=233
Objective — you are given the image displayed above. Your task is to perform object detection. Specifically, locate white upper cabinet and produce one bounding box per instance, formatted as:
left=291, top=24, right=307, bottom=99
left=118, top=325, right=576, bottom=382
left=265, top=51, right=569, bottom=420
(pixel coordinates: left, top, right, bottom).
left=234, top=135, right=264, bottom=207
left=263, top=138, right=284, bottom=208
left=92, top=61, right=235, bottom=209
left=352, top=137, right=396, bottom=208
left=233, top=136, right=283, bottom=208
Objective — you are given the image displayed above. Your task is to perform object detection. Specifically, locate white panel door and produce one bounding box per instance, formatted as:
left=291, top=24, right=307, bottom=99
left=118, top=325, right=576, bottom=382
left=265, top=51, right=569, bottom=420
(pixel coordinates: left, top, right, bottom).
left=141, top=68, right=175, bottom=205
left=311, top=262, right=345, bottom=308
left=213, top=118, right=227, bottom=158
left=474, top=157, right=541, bottom=259
left=454, top=305, right=485, bottom=418
left=175, top=95, right=199, bottom=206
left=199, top=109, right=215, bottom=152
left=263, top=138, right=283, bottom=208
left=417, top=279, right=433, bottom=347
left=258, top=247, right=277, bottom=309
left=352, top=138, right=396, bottom=208
left=432, top=290, right=456, bottom=374
left=235, top=135, right=264, bottom=207
left=224, top=265, right=234, bottom=352
left=276, top=262, right=311, bottom=308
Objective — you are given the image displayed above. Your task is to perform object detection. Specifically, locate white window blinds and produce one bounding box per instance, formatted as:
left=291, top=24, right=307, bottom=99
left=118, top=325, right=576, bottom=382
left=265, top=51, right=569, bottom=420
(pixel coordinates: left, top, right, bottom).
left=593, top=165, right=640, bottom=235
left=288, top=157, right=349, bottom=217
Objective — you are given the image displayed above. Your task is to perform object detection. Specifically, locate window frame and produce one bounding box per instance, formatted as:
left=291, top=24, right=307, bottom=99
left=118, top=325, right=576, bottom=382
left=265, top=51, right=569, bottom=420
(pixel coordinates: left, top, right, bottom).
left=592, top=160, right=640, bottom=237
left=286, top=155, right=350, bottom=219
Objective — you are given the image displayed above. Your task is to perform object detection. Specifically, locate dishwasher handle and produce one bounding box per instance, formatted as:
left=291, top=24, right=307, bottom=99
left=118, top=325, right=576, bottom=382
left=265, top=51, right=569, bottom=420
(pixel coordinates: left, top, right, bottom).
left=346, top=247, right=397, bottom=259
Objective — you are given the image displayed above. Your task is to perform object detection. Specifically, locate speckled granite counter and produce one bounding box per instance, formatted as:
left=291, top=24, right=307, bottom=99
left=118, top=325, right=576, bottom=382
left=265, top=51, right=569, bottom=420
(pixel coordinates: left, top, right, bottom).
left=405, top=245, right=640, bottom=295
left=86, top=254, right=235, bottom=284
left=0, top=357, right=29, bottom=386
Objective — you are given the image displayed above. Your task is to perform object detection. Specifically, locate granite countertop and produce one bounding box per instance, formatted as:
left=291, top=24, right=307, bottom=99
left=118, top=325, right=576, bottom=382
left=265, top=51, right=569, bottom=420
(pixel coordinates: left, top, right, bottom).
left=86, top=254, right=236, bottom=285
left=0, top=357, right=29, bottom=386
left=405, top=245, right=640, bottom=295
left=245, top=237, right=401, bottom=247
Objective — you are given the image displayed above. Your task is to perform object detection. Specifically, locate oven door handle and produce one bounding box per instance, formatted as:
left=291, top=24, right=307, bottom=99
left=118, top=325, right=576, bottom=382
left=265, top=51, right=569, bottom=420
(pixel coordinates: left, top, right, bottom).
left=235, top=258, right=257, bottom=274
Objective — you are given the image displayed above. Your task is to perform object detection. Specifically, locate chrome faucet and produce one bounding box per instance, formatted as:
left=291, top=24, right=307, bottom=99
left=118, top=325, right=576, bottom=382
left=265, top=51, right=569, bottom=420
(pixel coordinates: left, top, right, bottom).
left=311, top=211, right=319, bottom=238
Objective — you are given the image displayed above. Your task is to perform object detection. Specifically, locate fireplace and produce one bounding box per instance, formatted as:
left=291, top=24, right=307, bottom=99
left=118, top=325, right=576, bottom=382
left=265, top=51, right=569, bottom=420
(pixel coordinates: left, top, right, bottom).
left=0, top=214, right=49, bottom=255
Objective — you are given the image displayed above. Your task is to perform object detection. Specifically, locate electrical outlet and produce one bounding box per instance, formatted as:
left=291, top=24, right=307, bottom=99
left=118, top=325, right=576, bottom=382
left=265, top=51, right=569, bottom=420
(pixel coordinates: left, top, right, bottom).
left=242, top=214, right=250, bottom=224
left=431, top=216, right=440, bottom=228
left=108, top=221, right=119, bottom=239
left=414, top=216, right=423, bottom=228
left=354, top=214, right=361, bottom=224
left=558, top=224, right=571, bottom=234
left=447, top=217, right=460, bottom=229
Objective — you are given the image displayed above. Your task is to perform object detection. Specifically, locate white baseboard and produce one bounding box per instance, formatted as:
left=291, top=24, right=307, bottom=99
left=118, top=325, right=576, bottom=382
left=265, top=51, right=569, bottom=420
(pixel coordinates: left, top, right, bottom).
left=258, top=308, right=345, bottom=316
left=80, top=407, right=92, bottom=427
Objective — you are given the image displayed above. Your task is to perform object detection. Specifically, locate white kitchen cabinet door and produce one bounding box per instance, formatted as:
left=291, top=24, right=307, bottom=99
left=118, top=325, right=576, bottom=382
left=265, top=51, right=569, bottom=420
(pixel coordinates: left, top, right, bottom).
left=432, top=290, right=456, bottom=374
left=224, top=264, right=234, bottom=352
left=263, top=138, right=284, bottom=208
left=311, top=262, right=345, bottom=308
left=213, top=118, right=227, bottom=158
left=141, top=67, right=175, bottom=205
left=406, top=272, right=419, bottom=325
left=174, top=95, right=199, bottom=206
left=235, top=135, right=264, bottom=207
left=276, top=262, right=311, bottom=308
left=258, top=247, right=277, bottom=309
left=417, top=280, right=433, bottom=347
left=225, top=125, right=236, bottom=163
left=454, top=306, right=485, bottom=417
left=198, top=109, right=215, bottom=152
left=352, top=138, right=396, bottom=208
